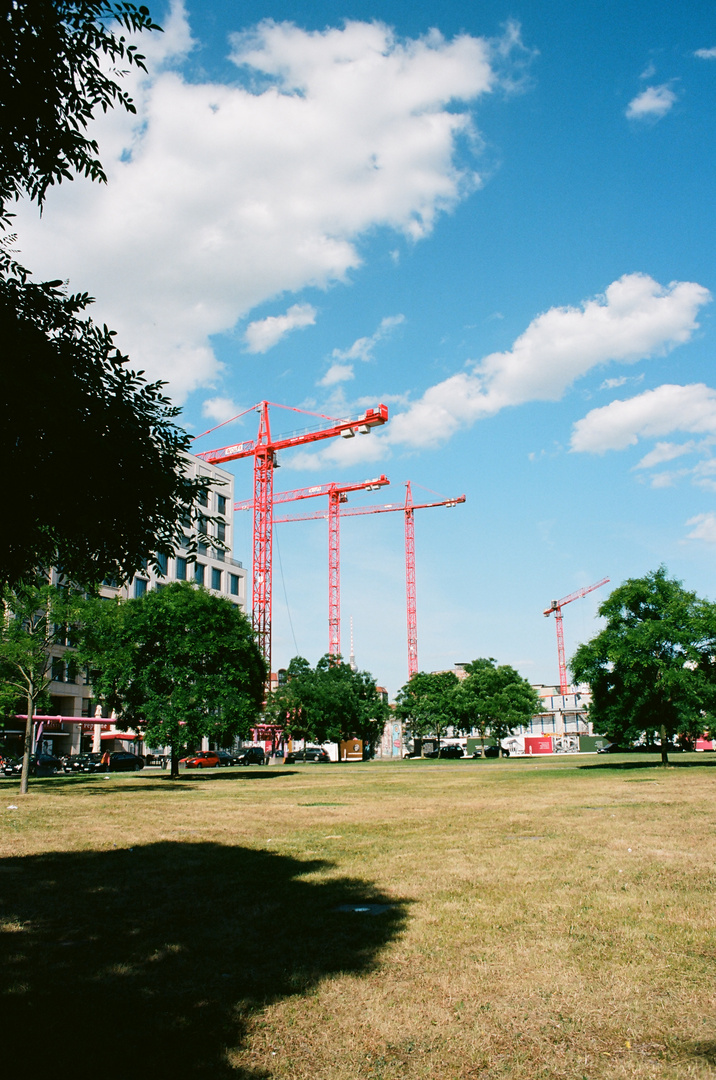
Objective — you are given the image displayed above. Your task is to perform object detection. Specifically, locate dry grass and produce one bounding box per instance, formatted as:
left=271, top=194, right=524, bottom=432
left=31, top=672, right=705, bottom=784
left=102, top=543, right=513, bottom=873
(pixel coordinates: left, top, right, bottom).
left=1, top=754, right=715, bottom=1079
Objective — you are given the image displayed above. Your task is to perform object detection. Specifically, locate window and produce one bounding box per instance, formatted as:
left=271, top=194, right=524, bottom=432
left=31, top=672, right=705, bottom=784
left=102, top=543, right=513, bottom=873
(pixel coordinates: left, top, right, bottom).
left=217, top=495, right=227, bottom=515
left=197, top=515, right=208, bottom=555
left=197, top=488, right=208, bottom=507
left=134, top=578, right=148, bottom=598
left=215, top=519, right=226, bottom=562
left=156, top=552, right=168, bottom=576
left=211, top=568, right=222, bottom=591
left=229, top=574, right=240, bottom=596
left=194, top=562, right=205, bottom=586
left=176, top=557, right=187, bottom=581
left=51, top=658, right=65, bottom=682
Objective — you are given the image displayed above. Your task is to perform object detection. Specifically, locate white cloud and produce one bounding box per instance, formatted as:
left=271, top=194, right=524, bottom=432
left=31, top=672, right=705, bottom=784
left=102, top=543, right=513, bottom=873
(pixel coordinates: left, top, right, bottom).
left=634, top=440, right=698, bottom=469
left=201, top=396, right=244, bottom=424
left=244, top=303, right=317, bottom=353
left=570, top=384, right=716, bottom=453
left=13, top=8, right=525, bottom=398
left=387, top=274, right=710, bottom=449
left=288, top=432, right=387, bottom=470
left=319, top=363, right=355, bottom=387
left=626, top=84, right=677, bottom=120
left=287, top=273, right=711, bottom=470
left=331, top=314, right=405, bottom=363
left=317, top=313, right=405, bottom=389
left=694, top=47, right=716, bottom=59
left=600, top=373, right=647, bottom=390
left=685, top=513, right=716, bottom=542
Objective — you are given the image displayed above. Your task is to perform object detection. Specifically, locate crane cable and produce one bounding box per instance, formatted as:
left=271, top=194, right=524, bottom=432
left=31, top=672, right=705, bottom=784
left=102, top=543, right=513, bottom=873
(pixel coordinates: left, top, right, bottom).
left=274, top=527, right=299, bottom=655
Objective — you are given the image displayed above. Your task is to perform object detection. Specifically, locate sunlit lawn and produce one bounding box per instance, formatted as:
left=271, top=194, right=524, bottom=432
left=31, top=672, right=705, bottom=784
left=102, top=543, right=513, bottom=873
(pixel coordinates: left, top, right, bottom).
left=1, top=753, right=715, bottom=1079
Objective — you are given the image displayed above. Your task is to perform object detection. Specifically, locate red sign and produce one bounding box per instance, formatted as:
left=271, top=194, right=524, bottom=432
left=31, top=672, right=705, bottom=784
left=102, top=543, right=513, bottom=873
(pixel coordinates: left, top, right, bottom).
left=524, top=736, right=553, bottom=755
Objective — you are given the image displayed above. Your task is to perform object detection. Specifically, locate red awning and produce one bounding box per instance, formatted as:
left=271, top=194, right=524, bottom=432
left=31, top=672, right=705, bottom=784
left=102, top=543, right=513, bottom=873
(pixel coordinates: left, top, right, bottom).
left=100, top=732, right=136, bottom=740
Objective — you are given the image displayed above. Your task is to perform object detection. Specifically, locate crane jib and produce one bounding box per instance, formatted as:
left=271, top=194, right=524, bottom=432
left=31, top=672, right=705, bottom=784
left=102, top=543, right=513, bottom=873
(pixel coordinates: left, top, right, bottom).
left=197, top=440, right=255, bottom=463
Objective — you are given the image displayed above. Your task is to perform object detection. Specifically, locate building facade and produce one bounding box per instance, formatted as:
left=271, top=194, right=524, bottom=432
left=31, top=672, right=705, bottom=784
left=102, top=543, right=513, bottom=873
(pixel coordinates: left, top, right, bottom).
left=37, top=455, right=248, bottom=756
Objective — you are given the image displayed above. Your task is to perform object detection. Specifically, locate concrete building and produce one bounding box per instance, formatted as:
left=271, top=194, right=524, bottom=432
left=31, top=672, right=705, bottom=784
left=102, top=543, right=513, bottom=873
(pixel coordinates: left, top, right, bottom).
left=35, top=454, right=248, bottom=757
left=386, top=664, right=597, bottom=759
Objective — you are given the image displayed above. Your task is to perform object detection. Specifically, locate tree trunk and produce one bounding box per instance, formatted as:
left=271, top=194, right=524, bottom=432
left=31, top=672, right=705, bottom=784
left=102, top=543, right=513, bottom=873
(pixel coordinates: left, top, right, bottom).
left=20, top=686, right=34, bottom=795
left=660, top=724, right=669, bottom=765
left=170, top=742, right=179, bottom=779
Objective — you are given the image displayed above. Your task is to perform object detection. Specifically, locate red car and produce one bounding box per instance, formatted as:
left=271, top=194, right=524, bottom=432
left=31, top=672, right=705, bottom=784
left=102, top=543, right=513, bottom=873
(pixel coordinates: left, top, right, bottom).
left=184, top=751, right=221, bottom=769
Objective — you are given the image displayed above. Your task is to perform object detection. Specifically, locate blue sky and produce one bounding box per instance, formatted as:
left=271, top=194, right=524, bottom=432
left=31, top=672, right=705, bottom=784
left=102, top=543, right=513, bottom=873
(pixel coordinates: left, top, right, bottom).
left=15, top=0, right=716, bottom=695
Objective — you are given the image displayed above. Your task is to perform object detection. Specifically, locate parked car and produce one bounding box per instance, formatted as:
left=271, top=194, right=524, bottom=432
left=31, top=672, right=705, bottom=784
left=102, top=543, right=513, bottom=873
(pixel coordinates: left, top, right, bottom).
left=596, top=743, right=623, bottom=754
left=425, top=744, right=464, bottom=759
left=108, top=751, right=144, bottom=772
left=284, top=747, right=331, bottom=764
left=234, top=746, right=267, bottom=766
left=184, top=750, right=221, bottom=769
left=215, top=750, right=234, bottom=767
left=3, top=753, right=64, bottom=777
left=483, top=745, right=510, bottom=758
left=62, top=752, right=106, bottom=774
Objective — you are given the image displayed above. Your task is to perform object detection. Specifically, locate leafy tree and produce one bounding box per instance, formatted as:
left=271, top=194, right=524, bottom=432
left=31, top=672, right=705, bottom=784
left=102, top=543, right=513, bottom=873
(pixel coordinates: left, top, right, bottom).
left=0, top=248, right=211, bottom=588
left=310, top=655, right=388, bottom=753
left=0, top=0, right=160, bottom=222
left=0, top=577, right=83, bottom=793
left=77, top=584, right=267, bottom=777
left=0, top=2, right=207, bottom=589
left=570, top=567, right=716, bottom=764
left=264, top=656, right=318, bottom=751
left=265, top=655, right=388, bottom=758
left=457, top=658, right=541, bottom=756
left=395, top=671, right=460, bottom=753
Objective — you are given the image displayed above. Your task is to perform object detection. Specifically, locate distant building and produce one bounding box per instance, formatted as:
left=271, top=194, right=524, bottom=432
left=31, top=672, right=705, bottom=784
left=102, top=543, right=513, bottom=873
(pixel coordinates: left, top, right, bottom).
left=37, top=454, right=248, bottom=756
left=526, top=683, right=592, bottom=736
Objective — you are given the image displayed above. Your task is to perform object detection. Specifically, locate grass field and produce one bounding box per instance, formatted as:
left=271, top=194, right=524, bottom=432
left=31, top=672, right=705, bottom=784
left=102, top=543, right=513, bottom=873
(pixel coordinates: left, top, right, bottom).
left=1, top=754, right=715, bottom=1079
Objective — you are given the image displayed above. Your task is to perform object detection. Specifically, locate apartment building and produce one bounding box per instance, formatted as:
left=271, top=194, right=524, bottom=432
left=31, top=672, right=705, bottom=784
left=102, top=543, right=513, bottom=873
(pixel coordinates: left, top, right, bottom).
left=41, top=455, right=247, bottom=751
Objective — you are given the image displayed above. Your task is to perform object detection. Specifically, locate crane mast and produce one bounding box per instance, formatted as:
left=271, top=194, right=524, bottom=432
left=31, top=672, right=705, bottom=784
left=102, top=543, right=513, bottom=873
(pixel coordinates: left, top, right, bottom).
left=404, top=483, right=418, bottom=677
left=274, top=488, right=466, bottom=679
left=543, top=577, right=610, bottom=695
left=235, top=474, right=389, bottom=659
left=195, top=400, right=388, bottom=669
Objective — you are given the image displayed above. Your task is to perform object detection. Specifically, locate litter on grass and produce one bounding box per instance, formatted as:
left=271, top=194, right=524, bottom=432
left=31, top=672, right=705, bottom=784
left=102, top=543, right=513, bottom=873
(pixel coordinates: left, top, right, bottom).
left=335, top=904, right=393, bottom=915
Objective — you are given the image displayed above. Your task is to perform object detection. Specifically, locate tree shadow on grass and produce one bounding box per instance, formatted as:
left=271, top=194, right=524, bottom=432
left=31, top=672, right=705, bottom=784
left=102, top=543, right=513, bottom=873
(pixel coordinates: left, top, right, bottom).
left=579, top=756, right=716, bottom=772
left=0, top=842, right=408, bottom=1078
left=0, top=770, right=299, bottom=793
left=688, top=1041, right=716, bottom=1066
left=176, top=769, right=299, bottom=782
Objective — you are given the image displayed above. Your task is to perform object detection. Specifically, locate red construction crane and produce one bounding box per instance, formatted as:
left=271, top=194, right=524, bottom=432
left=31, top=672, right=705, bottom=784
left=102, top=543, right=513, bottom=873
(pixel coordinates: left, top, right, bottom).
left=275, top=483, right=466, bottom=678
left=193, top=400, right=388, bottom=666
left=235, top=475, right=390, bottom=658
left=543, top=577, right=609, bottom=695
